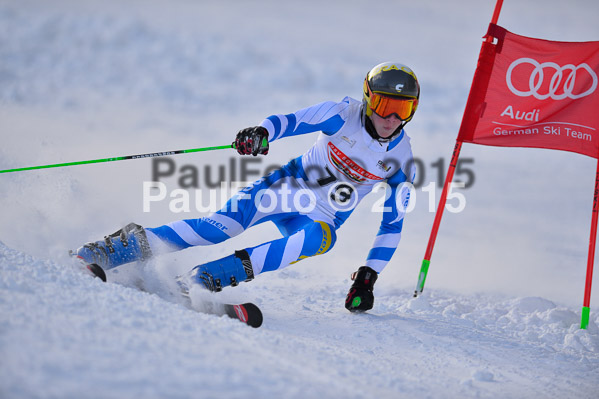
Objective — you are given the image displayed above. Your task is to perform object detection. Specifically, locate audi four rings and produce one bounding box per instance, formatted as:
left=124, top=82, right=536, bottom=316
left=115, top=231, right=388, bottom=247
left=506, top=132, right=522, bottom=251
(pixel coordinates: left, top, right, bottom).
left=506, top=57, right=598, bottom=100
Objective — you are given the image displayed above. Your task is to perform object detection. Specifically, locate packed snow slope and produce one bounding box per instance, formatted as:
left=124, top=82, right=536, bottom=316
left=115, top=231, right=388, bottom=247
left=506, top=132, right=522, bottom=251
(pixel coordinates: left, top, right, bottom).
left=1, top=0, right=599, bottom=398
left=2, top=242, right=599, bottom=398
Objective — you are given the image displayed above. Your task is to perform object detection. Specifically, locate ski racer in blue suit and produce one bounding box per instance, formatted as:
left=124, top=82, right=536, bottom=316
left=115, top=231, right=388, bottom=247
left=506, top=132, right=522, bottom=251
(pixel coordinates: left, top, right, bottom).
left=73, top=62, right=420, bottom=312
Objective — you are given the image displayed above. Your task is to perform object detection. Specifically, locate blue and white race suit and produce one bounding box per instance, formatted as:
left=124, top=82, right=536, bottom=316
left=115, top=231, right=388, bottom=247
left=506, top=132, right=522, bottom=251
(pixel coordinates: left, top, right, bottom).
left=146, top=96, right=415, bottom=275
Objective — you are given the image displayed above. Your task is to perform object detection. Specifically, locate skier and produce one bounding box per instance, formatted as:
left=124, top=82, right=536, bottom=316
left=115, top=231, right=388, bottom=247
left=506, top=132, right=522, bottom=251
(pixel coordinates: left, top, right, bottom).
left=73, top=62, right=420, bottom=312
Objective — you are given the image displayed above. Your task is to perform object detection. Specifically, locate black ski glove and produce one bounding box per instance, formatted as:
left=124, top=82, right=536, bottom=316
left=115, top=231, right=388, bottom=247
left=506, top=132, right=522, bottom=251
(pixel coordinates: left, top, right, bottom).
left=234, top=126, right=269, bottom=156
left=345, top=266, right=378, bottom=312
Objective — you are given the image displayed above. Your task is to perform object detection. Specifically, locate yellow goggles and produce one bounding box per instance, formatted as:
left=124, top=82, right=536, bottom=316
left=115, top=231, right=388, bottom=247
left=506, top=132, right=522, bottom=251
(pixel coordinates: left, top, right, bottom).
left=366, top=85, right=418, bottom=120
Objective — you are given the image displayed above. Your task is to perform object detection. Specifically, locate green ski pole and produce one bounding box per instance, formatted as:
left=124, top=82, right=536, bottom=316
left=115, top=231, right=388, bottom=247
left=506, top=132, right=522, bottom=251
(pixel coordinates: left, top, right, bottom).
left=0, top=144, right=235, bottom=174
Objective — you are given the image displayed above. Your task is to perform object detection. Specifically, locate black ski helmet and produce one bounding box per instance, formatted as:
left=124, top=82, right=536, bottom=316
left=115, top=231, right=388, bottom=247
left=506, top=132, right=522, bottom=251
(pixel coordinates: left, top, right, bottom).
left=362, top=62, right=420, bottom=141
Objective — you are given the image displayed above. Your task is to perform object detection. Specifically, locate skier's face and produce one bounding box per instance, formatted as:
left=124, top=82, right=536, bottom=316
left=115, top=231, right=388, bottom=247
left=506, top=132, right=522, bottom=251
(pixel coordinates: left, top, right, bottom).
left=370, top=112, right=402, bottom=138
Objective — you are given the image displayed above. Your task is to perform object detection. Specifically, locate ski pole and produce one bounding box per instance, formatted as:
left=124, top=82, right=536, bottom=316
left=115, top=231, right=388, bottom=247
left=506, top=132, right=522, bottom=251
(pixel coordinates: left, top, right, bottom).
left=0, top=144, right=235, bottom=174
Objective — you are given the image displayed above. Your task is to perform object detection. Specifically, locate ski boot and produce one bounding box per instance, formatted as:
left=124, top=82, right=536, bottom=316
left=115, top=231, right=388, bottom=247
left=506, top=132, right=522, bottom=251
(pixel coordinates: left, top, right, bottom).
left=70, top=223, right=153, bottom=270
left=176, top=250, right=254, bottom=294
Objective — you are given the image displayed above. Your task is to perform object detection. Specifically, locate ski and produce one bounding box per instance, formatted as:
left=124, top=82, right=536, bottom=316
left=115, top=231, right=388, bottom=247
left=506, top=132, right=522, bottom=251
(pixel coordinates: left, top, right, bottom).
left=76, top=260, right=263, bottom=328
left=223, top=303, right=263, bottom=328
left=86, top=262, right=107, bottom=282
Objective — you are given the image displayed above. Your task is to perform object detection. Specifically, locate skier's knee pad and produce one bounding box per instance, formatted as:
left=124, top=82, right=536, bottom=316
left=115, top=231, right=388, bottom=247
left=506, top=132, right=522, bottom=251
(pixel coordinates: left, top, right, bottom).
left=301, top=221, right=337, bottom=258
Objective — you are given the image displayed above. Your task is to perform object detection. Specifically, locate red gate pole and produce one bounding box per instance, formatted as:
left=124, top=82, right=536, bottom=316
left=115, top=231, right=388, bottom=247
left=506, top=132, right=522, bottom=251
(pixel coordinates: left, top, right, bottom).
left=581, top=159, right=599, bottom=329
left=413, top=0, right=504, bottom=297
left=413, top=141, right=463, bottom=296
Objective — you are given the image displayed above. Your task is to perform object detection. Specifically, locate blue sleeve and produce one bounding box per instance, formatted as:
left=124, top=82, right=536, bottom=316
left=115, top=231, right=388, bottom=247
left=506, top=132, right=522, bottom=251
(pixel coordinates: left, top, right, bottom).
left=259, top=100, right=349, bottom=142
left=365, top=164, right=415, bottom=273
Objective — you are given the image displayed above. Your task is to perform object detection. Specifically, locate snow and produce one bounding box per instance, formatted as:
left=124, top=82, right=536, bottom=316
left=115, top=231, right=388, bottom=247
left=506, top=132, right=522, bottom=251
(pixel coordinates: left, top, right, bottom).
left=1, top=241, right=598, bottom=398
left=1, top=0, right=599, bottom=397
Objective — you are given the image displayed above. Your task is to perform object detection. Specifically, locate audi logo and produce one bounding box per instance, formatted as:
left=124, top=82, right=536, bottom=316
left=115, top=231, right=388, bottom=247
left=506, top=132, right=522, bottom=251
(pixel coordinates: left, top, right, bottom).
left=506, top=57, right=598, bottom=100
